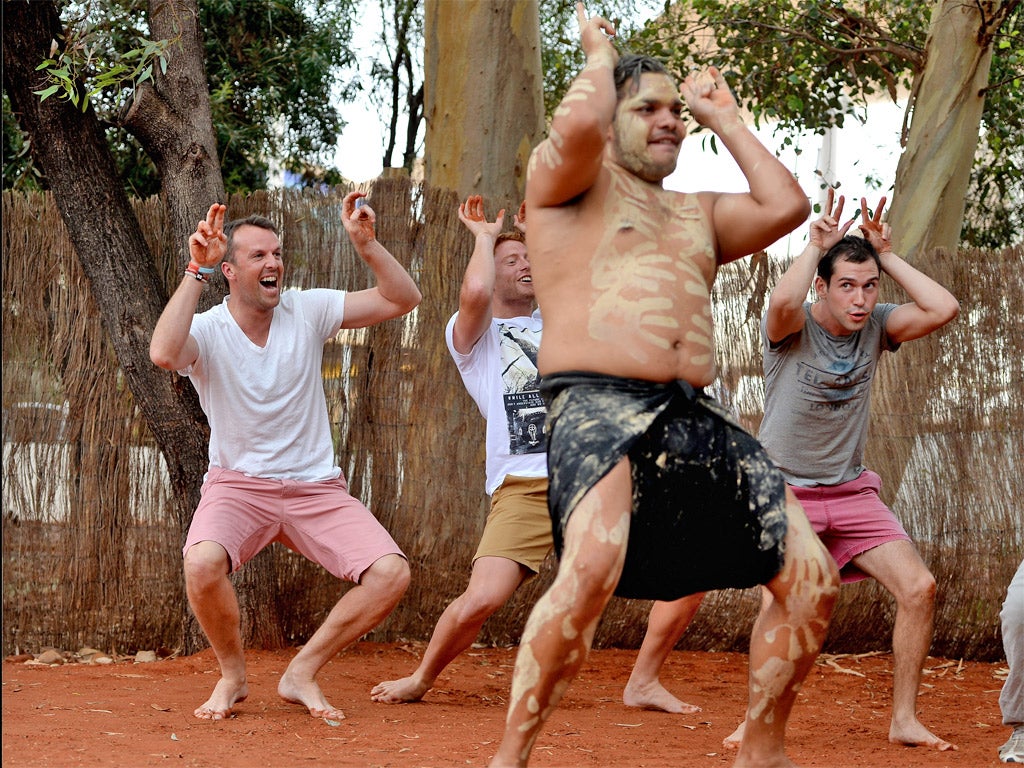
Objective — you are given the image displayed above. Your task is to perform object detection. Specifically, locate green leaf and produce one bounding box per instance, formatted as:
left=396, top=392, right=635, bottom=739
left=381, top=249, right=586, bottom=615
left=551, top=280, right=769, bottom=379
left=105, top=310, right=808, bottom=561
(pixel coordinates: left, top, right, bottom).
left=32, top=85, right=61, bottom=101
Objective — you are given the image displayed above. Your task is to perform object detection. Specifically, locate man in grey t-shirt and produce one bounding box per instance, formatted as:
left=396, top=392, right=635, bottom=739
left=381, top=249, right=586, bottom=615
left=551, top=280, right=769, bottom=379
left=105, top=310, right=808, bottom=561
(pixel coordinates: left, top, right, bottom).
left=728, top=191, right=960, bottom=752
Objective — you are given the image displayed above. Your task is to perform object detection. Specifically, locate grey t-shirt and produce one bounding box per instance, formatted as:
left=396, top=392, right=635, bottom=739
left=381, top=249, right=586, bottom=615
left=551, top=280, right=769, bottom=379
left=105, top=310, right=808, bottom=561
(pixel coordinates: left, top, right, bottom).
left=759, top=302, right=900, bottom=486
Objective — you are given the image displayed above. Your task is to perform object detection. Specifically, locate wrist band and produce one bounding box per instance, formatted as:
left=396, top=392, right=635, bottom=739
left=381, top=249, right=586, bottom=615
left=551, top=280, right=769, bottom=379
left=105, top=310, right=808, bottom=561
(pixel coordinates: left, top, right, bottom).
left=185, top=262, right=212, bottom=284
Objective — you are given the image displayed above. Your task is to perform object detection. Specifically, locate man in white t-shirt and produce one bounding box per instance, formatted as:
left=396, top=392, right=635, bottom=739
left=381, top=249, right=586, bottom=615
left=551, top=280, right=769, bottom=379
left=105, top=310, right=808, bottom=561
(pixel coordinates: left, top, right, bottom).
left=150, top=193, right=421, bottom=722
left=371, top=195, right=704, bottom=713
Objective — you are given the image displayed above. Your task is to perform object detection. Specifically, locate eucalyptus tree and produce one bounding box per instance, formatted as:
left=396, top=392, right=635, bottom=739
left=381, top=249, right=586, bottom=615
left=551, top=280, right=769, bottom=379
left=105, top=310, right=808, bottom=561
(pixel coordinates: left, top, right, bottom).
left=365, top=0, right=661, bottom=205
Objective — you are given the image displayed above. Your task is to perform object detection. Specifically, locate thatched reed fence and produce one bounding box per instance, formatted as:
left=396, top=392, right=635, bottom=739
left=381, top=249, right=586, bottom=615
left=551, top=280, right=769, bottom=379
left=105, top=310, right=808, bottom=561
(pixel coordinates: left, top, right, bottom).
left=2, top=180, right=1021, bottom=661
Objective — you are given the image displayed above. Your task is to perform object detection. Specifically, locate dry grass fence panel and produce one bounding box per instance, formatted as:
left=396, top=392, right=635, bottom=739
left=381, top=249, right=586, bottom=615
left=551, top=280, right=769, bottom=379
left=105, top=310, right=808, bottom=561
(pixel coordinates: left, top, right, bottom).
left=2, top=187, right=1020, bottom=661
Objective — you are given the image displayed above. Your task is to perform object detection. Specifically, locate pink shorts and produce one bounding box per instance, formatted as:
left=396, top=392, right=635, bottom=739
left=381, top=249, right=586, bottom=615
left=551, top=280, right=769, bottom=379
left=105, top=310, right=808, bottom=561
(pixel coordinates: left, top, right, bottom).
left=182, top=466, right=405, bottom=582
left=791, top=469, right=911, bottom=583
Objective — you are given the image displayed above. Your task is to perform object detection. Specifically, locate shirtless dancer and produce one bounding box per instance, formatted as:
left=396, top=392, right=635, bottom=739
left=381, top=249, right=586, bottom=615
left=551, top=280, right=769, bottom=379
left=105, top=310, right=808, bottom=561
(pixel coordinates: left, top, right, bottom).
left=371, top=195, right=704, bottom=714
left=487, top=5, right=839, bottom=767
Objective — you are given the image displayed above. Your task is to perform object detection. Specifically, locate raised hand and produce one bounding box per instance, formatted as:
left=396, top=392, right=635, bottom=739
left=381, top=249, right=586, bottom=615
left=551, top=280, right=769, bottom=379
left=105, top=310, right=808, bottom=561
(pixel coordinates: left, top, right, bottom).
left=343, top=191, right=376, bottom=247
left=513, top=200, right=527, bottom=234
left=575, top=1, right=616, bottom=61
left=458, top=195, right=505, bottom=240
left=809, top=188, right=854, bottom=251
left=858, top=196, right=892, bottom=254
left=681, top=66, right=743, bottom=134
left=189, top=204, right=227, bottom=267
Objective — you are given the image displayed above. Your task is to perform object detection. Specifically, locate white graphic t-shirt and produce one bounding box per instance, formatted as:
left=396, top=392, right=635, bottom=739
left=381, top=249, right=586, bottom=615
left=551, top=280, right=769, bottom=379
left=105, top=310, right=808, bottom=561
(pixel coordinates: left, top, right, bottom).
left=445, top=310, right=548, bottom=494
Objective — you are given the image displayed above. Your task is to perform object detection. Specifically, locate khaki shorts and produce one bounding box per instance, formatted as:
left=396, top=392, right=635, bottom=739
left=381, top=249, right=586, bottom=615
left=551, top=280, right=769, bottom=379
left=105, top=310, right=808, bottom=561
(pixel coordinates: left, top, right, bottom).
left=473, top=475, right=553, bottom=574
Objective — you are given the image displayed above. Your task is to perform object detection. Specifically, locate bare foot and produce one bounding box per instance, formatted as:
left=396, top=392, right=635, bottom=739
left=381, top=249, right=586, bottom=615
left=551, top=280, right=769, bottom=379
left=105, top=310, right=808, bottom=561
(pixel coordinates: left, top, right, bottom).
left=889, top=719, right=957, bottom=751
left=278, top=672, right=345, bottom=721
left=622, top=679, right=700, bottom=714
left=733, top=750, right=796, bottom=768
left=370, top=675, right=431, bottom=704
left=194, top=676, right=248, bottom=720
left=723, top=718, right=745, bottom=750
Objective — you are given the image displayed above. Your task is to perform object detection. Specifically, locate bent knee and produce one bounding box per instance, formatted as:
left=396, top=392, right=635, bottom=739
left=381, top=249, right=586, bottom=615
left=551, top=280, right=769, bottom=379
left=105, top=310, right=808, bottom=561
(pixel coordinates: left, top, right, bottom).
left=457, top=590, right=507, bottom=623
left=183, top=541, right=230, bottom=586
left=895, top=571, right=936, bottom=608
left=363, top=554, right=411, bottom=598
left=561, top=559, right=621, bottom=605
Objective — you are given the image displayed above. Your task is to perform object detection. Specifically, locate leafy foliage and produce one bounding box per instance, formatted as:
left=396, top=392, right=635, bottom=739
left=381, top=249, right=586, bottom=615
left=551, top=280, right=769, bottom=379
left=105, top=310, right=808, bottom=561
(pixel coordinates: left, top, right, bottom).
left=364, top=0, right=424, bottom=174
left=538, top=0, right=663, bottom=118
left=3, top=94, right=44, bottom=190
left=963, top=7, right=1023, bottom=248
left=33, top=26, right=170, bottom=112
left=3, top=0, right=358, bottom=195
left=200, top=0, right=358, bottom=191
left=629, top=0, right=1022, bottom=247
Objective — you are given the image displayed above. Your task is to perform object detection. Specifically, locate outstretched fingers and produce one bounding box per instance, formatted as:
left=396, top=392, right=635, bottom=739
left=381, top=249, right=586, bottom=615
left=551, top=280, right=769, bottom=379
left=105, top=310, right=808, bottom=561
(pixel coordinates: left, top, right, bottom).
left=189, top=204, right=227, bottom=264
left=860, top=195, right=887, bottom=226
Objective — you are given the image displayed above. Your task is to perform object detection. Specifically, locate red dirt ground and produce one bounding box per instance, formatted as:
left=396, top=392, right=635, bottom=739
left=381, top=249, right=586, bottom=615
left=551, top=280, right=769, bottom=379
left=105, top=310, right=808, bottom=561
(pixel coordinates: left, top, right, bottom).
left=2, top=642, right=1009, bottom=768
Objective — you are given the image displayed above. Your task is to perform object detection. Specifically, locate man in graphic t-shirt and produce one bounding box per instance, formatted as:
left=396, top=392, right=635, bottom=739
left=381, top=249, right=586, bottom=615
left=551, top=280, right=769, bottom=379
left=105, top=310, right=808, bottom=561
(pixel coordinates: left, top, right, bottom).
left=371, top=195, right=704, bottom=713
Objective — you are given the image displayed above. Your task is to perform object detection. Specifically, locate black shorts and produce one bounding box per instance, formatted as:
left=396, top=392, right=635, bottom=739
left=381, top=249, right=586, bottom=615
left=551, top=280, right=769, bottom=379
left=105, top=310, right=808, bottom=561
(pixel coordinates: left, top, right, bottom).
left=542, top=372, right=788, bottom=600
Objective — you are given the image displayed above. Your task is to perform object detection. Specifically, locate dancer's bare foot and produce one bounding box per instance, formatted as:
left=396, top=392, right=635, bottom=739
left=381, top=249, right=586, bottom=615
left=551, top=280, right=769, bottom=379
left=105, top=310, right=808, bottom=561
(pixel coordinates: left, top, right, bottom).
left=723, top=718, right=745, bottom=749
left=889, top=719, right=957, bottom=751
left=194, top=676, right=248, bottom=720
left=370, top=675, right=431, bottom=704
left=733, top=750, right=796, bottom=768
left=278, top=672, right=345, bottom=721
left=622, top=678, right=700, bottom=714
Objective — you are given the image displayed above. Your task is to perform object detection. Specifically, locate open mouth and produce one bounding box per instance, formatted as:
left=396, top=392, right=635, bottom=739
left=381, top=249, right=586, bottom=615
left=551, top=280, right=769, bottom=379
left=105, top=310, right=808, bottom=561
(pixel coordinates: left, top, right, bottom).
left=259, top=275, right=279, bottom=289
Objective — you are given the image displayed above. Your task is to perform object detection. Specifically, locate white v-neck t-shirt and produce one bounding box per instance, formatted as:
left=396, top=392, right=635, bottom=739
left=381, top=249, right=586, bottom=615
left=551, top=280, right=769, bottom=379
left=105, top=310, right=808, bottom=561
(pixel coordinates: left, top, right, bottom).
left=180, top=289, right=347, bottom=482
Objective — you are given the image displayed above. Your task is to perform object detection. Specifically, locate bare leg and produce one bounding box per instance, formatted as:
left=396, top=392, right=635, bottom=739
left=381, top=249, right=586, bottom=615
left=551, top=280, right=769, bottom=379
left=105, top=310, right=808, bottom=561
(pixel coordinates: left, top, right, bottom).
left=371, top=556, right=528, bottom=703
left=723, top=588, right=772, bottom=750
left=623, top=594, right=705, bottom=714
left=183, top=541, right=250, bottom=720
left=735, top=491, right=839, bottom=768
left=853, top=540, right=955, bottom=750
left=278, top=553, right=409, bottom=720
left=489, top=460, right=632, bottom=768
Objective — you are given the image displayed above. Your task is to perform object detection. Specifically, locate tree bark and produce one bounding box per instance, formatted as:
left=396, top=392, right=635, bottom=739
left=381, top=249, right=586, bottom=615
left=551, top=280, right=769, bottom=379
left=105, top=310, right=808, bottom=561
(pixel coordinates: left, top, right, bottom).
left=423, top=0, right=545, bottom=208
left=877, top=0, right=1012, bottom=500
left=888, top=0, right=1004, bottom=258
left=126, top=0, right=226, bottom=271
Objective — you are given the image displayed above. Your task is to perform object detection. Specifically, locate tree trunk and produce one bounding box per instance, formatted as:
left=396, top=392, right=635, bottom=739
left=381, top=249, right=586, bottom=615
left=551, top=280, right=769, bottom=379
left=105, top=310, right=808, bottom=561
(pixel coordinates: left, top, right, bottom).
left=127, top=0, right=226, bottom=275
left=877, top=0, right=1010, bottom=502
left=423, top=0, right=545, bottom=209
left=887, top=0, right=1002, bottom=258
left=3, top=0, right=212, bottom=652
